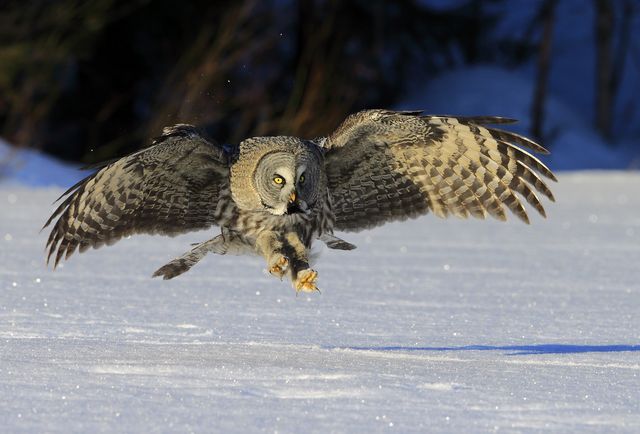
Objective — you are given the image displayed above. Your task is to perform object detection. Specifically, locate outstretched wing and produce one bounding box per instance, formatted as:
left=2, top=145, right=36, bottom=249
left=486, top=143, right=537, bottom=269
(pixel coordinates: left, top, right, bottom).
left=44, top=124, right=232, bottom=267
left=322, top=110, right=556, bottom=232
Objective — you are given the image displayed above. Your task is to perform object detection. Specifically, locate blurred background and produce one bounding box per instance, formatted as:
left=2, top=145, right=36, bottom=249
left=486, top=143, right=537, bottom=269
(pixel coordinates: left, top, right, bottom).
left=0, top=0, right=639, bottom=186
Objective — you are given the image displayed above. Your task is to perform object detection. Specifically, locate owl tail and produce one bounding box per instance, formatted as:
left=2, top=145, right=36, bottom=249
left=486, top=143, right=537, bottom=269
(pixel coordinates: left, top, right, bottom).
left=152, top=231, right=251, bottom=280
left=320, top=233, right=357, bottom=250
left=152, top=240, right=216, bottom=280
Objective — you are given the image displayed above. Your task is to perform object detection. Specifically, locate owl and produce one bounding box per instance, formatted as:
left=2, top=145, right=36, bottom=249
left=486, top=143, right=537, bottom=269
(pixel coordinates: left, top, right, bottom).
left=44, top=110, right=556, bottom=292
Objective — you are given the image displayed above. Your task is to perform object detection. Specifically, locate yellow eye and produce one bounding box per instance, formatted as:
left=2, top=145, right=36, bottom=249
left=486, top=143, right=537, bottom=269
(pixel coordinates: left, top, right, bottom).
left=273, top=176, right=284, bottom=185
left=299, top=174, right=305, bottom=184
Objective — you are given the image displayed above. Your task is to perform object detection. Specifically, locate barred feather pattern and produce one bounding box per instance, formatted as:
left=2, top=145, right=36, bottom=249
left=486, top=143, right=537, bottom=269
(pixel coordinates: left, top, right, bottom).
left=43, top=125, right=230, bottom=267
left=43, top=110, right=556, bottom=283
left=323, top=110, right=556, bottom=232
left=217, top=189, right=334, bottom=248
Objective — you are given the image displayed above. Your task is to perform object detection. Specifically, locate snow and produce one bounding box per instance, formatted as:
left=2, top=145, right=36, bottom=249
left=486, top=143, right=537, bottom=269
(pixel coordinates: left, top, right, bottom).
left=2, top=173, right=640, bottom=432
left=0, top=138, right=84, bottom=188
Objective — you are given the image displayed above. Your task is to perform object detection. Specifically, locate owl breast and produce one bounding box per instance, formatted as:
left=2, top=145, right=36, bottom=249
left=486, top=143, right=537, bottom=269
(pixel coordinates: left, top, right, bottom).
left=215, top=186, right=334, bottom=247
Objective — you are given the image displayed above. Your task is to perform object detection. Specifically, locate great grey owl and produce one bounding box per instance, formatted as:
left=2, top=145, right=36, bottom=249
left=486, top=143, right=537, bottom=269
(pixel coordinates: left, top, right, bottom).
left=44, top=110, right=556, bottom=292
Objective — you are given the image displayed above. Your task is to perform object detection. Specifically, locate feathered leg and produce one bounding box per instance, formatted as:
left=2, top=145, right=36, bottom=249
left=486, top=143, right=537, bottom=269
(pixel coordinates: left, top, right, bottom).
left=255, top=231, right=289, bottom=280
left=284, top=232, right=318, bottom=293
left=255, top=230, right=318, bottom=292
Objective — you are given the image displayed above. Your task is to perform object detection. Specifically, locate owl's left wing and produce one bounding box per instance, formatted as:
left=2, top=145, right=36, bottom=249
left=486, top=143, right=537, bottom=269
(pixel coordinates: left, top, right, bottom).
left=321, top=109, right=556, bottom=232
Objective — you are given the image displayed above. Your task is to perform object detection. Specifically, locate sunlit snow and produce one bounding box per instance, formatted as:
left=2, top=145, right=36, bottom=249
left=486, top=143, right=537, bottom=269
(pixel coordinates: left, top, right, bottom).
left=1, top=173, right=639, bottom=432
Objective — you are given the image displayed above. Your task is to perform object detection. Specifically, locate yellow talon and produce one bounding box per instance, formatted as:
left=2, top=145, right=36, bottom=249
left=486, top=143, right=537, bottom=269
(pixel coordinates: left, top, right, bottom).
left=269, top=256, right=289, bottom=278
left=295, top=269, right=319, bottom=293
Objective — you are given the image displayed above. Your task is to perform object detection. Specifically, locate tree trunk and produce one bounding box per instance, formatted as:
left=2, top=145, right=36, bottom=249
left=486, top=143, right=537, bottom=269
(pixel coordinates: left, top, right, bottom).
left=594, top=0, right=614, bottom=140
left=531, top=0, right=556, bottom=141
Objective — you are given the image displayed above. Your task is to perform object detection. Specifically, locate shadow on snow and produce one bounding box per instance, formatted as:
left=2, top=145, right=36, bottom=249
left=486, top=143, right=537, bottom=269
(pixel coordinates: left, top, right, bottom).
left=329, top=344, right=640, bottom=356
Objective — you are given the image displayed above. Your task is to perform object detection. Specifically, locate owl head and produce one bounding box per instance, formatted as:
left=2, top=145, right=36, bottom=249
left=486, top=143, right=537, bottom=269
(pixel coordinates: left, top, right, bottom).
left=230, top=137, right=324, bottom=215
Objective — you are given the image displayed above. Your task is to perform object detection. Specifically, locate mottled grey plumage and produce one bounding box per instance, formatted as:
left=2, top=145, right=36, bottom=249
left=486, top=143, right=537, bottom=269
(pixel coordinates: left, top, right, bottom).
left=44, top=110, right=556, bottom=292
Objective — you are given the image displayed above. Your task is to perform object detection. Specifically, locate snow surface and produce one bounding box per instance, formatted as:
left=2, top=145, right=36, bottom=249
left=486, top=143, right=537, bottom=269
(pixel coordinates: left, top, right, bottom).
left=0, top=138, right=84, bottom=188
left=1, top=173, right=640, bottom=432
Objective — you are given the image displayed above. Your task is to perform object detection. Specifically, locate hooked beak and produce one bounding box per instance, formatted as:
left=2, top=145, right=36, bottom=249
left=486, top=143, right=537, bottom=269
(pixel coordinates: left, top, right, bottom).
left=286, top=190, right=304, bottom=214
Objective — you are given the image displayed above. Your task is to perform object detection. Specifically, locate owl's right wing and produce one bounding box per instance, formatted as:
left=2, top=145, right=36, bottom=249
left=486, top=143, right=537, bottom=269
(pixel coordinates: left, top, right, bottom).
left=44, top=125, right=232, bottom=267
left=321, top=110, right=556, bottom=232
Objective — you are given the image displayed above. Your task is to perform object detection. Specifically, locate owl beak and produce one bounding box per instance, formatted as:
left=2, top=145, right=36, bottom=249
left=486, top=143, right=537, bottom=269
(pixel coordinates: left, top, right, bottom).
left=286, top=190, right=304, bottom=214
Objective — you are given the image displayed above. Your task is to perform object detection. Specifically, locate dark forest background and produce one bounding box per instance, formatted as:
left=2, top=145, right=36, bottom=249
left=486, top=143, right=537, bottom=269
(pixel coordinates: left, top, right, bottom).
left=0, top=0, right=636, bottom=165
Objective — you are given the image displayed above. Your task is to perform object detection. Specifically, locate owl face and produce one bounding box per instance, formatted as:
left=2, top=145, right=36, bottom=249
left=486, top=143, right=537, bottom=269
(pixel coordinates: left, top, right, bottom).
left=254, top=150, right=320, bottom=216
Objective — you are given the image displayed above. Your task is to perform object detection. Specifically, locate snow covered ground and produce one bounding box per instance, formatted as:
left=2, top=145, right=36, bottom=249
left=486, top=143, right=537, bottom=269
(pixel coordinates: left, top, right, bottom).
left=0, top=138, right=84, bottom=188
left=1, top=173, right=639, bottom=432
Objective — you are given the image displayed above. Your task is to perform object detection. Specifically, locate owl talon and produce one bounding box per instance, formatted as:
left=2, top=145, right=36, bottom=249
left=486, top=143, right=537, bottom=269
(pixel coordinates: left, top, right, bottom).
left=268, top=255, right=289, bottom=279
left=294, top=269, right=319, bottom=293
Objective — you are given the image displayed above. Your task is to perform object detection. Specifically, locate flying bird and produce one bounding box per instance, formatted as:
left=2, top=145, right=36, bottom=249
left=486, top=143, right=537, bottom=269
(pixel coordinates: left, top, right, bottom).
left=44, top=110, right=556, bottom=292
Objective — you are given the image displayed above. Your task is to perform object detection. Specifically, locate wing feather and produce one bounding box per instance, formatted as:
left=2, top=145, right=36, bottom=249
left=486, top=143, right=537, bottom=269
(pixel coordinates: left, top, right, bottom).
left=43, top=124, right=231, bottom=267
left=322, top=110, right=556, bottom=232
